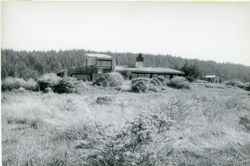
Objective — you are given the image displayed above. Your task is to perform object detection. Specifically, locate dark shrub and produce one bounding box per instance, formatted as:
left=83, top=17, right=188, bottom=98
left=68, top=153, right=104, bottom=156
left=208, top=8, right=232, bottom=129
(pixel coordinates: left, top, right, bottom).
left=131, top=77, right=150, bottom=93
left=93, top=74, right=109, bottom=87
left=53, top=77, right=77, bottom=94
left=150, top=76, right=169, bottom=86
left=239, top=116, right=250, bottom=131
left=186, top=76, right=195, bottom=82
left=38, top=73, right=62, bottom=91
left=180, top=62, right=200, bottom=82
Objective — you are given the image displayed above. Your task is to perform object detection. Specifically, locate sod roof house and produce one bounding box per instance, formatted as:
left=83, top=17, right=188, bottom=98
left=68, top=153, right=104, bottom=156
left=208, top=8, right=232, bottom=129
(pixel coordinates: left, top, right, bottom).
left=116, top=53, right=184, bottom=79
left=57, top=53, right=184, bottom=81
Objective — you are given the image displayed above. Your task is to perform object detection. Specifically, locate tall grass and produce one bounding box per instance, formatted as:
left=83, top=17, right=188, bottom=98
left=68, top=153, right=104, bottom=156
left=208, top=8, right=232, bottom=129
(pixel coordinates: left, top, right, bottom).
left=2, top=82, right=250, bottom=165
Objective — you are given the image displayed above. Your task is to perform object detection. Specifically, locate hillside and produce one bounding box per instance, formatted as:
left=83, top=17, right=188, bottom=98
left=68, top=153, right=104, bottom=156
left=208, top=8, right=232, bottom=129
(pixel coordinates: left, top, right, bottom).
left=2, top=81, right=250, bottom=165
left=2, top=49, right=250, bottom=82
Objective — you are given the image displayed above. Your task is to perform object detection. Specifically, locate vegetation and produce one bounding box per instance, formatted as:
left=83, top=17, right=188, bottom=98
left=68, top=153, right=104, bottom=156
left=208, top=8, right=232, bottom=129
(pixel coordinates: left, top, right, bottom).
left=37, top=73, right=62, bottom=91
left=53, top=77, right=77, bottom=94
left=150, top=76, right=169, bottom=86
left=36, top=73, right=77, bottom=93
left=167, top=76, right=190, bottom=89
left=93, top=72, right=124, bottom=87
left=2, top=49, right=250, bottom=82
left=2, top=82, right=250, bottom=166
left=96, top=96, right=113, bottom=105
left=131, top=77, right=151, bottom=93
left=2, top=48, right=250, bottom=165
left=2, top=77, right=37, bottom=91
left=224, top=79, right=245, bottom=88
left=179, top=62, right=200, bottom=82
left=244, top=83, right=250, bottom=91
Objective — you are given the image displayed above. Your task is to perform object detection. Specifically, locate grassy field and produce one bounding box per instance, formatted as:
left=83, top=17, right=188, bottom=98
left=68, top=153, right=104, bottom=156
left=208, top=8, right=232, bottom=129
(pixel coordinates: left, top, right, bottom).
left=2, top=82, right=250, bottom=166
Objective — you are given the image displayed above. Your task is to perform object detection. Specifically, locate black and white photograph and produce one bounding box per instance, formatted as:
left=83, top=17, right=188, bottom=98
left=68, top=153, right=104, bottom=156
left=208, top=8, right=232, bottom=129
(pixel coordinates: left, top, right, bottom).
left=1, top=1, right=250, bottom=165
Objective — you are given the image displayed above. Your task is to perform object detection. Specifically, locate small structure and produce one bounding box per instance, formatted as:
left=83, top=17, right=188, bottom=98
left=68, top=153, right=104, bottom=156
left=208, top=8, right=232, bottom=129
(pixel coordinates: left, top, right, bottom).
left=205, top=75, right=220, bottom=83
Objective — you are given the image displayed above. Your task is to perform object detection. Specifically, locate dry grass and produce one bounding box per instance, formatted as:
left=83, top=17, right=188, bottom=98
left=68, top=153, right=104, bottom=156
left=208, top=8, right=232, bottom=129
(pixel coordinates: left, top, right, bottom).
left=2, top=82, right=250, bottom=166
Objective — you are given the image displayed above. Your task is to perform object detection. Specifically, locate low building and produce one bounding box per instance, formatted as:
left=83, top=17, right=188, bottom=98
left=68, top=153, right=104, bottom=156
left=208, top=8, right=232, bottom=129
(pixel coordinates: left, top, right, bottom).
left=116, top=53, right=184, bottom=79
left=57, top=53, right=184, bottom=81
left=205, top=75, right=221, bottom=83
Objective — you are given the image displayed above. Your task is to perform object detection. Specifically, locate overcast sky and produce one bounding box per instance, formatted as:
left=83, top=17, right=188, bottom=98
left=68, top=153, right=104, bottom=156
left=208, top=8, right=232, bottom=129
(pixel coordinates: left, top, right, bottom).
left=2, top=2, right=250, bottom=66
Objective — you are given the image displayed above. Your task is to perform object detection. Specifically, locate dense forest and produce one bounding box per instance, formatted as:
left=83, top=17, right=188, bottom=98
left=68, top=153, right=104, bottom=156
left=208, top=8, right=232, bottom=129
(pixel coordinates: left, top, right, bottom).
left=1, top=49, right=250, bottom=82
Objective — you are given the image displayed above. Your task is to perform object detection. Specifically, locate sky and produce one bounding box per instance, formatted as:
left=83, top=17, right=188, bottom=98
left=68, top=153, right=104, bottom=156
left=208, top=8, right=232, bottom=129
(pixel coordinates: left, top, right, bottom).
left=1, top=2, right=250, bottom=66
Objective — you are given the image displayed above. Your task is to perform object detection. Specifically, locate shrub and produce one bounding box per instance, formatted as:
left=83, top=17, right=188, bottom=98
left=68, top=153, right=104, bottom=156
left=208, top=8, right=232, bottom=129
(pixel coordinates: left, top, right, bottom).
left=93, top=74, right=109, bottom=87
left=150, top=76, right=169, bottom=87
left=2, top=77, right=38, bottom=91
left=186, top=76, right=195, bottom=82
left=167, top=76, right=190, bottom=89
left=96, top=96, right=113, bottom=105
left=239, top=116, right=250, bottom=131
left=224, top=79, right=244, bottom=88
left=108, top=72, right=124, bottom=87
left=53, top=77, right=77, bottom=94
left=244, top=82, right=250, bottom=91
left=148, top=76, right=168, bottom=92
left=86, top=117, right=154, bottom=165
left=37, top=73, right=62, bottom=91
left=180, top=62, right=200, bottom=81
left=131, top=77, right=150, bottom=93
left=93, top=72, right=124, bottom=87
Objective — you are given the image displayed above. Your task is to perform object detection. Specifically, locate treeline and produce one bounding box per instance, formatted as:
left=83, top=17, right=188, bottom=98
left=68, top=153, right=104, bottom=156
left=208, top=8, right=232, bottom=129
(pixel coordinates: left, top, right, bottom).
left=1, top=49, right=250, bottom=82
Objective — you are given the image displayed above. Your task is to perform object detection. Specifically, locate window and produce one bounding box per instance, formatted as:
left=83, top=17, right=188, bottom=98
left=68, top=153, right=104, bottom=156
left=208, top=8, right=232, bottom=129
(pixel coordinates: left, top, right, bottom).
left=138, top=74, right=145, bottom=77
left=97, top=61, right=101, bottom=66
left=152, top=74, right=158, bottom=78
left=131, top=73, right=137, bottom=79
left=87, top=58, right=96, bottom=66
left=97, top=60, right=112, bottom=67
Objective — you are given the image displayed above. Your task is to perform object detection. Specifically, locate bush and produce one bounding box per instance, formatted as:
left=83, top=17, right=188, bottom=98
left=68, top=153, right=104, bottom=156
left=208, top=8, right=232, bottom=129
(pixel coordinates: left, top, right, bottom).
left=180, top=62, right=200, bottom=81
left=93, top=72, right=124, bottom=87
left=224, top=79, right=244, bottom=88
left=38, top=73, right=62, bottom=91
left=150, top=76, right=169, bottom=87
left=96, top=96, right=113, bottom=105
left=244, top=82, right=250, bottom=91
left=131, top=77, right=151, bottom=93
left=167, top=76, right=190, bottom=89
left=37, top=73, right=77, bottom=93
left=53, top=77, right=77, bottom=94
left=186, top=76, right=195, bottom=82
left=2, top=77, right=38, bottom=91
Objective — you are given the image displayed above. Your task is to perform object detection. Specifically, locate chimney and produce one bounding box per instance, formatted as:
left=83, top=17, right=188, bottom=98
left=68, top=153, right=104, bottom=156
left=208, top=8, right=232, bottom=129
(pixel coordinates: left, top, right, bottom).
left=135, top=53, right=144, bottom=68
left=64, top=69, right=68, bottom=78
